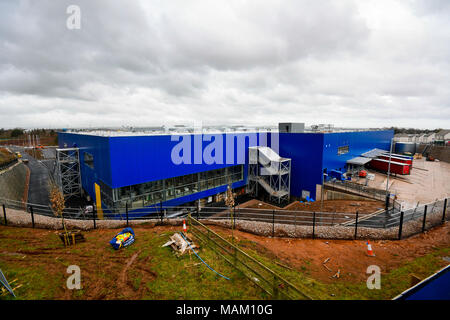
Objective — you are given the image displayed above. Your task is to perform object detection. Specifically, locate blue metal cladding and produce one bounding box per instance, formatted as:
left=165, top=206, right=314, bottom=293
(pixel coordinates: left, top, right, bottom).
left=322, top=130, right=393, bottom=174
left=278, top=130, right=394, bottom=200
left=278, top=133, right=324, bottom=200
left=59, top=130, right=393, bottom=207
left=399, top=265, right=450, bottom=300
left=108, top=132, right=269, bottom=188
left=58, top=132, right=112, bottom=200
left=59, top=131, right=270, bottom=205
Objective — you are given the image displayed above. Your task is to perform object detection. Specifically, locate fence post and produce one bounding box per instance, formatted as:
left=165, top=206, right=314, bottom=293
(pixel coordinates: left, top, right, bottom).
left=385, top=194, right=390, bottom=210
left=29, top=205, right=35, bottom=228
left=233, top=206, right=236, bottom=229
left=312, top=211, right=316, bottom=239
left=233, top=244, right=237, bottom=268
left=294, top=210, right=297, bottom=234
left=442, top=198, right=448, bottom=224
left=272, top=210, right=275, bottom=237
left=422, top=205, right=428, bottom=233
left=398, top=211, right=404, bottom=240
left=93, top=206, right=97, bottom=229
left=126, top=202, right=129, bottom=227
left=354, top=211, right=359, bottom=240
left=272, top=274, right=279, bottom=300
left=2, top=204, right=7, bottom=226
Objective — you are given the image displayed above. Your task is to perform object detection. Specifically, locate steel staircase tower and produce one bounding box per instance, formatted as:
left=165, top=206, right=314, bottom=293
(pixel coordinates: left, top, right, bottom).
left=248, top=146, right=291, bottom=204
left=56, top=148, right=82, bottom=199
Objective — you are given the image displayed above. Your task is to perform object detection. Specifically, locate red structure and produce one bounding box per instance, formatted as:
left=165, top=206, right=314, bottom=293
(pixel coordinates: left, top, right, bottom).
left=378, top=155, right=413, bottom=168
left=369, top=158, right=410, bottom=175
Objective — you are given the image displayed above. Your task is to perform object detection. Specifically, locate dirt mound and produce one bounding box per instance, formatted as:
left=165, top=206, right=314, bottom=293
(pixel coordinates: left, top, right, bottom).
left=207, top=223, right=450, bottom=284
left=285, top=200, right=384, bottom=214
left=240, top=198, right=384, bottom=214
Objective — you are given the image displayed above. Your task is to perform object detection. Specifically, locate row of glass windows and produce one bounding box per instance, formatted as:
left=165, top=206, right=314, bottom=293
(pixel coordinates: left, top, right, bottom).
left=99, top=165, right=244, bottom=210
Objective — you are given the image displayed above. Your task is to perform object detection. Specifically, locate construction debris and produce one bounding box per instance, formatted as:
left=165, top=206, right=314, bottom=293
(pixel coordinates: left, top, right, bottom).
left=162, top=232, right=198, bottom=256
left=323, top=264, right=332, bottom=272
left=275, top=261, right=293, bottom=270
left=322, top=258, right=332, bottom=272
left=0, top=269, right=16, bottom=298
left=184, top=262, right=202, bottom=268
left=332, top=269, right=341, bottom=279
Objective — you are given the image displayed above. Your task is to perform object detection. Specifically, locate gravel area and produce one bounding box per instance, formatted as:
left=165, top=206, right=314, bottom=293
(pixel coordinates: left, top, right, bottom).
left=1, top=208, right=185, bottom=230
left=1, top=207, right=446, bottom=240
left=200, top=209, right=447, bottom=240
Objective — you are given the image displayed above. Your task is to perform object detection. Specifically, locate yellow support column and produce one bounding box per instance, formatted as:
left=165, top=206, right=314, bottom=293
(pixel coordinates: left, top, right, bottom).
left=94, top=183, right=104, bottom=219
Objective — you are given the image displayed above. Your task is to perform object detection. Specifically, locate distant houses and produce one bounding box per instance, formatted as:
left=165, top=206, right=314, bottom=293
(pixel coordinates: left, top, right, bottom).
left=393, top=133, right=414, bottom=142
left=393, top=133, right=420, bottom=143
left=435, top=129, right=450, bottom=144
left=422, top=132, right=436, bottom=144
left=393, top=131, right=448, bottom=144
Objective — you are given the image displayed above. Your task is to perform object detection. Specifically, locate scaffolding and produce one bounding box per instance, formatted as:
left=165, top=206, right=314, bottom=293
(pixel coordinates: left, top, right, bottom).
left=248, top=146, right=291, bottom=204
left=56, top=148, right=82, bottom=199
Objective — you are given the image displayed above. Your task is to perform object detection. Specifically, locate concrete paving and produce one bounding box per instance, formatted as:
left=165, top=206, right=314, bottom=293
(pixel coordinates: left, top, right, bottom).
left=356, top=158, right=450, bottom=209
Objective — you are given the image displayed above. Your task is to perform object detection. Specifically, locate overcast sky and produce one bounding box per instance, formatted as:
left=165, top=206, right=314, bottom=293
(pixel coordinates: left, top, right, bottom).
left=0, top=0, right=449, bottom=129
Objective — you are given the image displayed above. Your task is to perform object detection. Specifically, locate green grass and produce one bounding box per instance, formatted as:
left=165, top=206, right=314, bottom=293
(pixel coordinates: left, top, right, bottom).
left=136, top=230, right=265, bottom=300
left=0, top=226, right=448, bottom=300
left=0, top=227, right=265, bottom=300
left=0, top=265, right=64, bottom=300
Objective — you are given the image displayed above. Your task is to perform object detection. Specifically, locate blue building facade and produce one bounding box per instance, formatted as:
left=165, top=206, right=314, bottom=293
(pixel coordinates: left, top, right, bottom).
left=58, top=129, right=393, bottom=213
left=278, top=130, right=393, bottom=200
left=58, top=131, right=272, bottom=213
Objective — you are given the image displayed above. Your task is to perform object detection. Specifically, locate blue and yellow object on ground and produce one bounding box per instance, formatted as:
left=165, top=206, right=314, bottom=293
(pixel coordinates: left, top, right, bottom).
left=109, top=227, right=135, bottom=250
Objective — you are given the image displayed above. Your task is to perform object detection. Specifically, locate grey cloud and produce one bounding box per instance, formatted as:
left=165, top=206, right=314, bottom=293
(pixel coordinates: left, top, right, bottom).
left=0, top=0, right=449, bottom=129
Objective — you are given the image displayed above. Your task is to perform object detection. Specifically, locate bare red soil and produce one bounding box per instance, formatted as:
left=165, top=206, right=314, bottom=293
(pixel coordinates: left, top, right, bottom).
left=208, top=223, right=450, bottom=283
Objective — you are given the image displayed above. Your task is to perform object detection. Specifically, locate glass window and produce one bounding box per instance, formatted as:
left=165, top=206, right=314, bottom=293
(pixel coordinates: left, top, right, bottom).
left=110, top=164, right=244, bottom=208
left=119, top=186, right=131, bottom=199
left=338, top=146, right=349, bottom=155
left=84, top=152, right=94, bottom=169
left=166, top=188, right=175, bottom=200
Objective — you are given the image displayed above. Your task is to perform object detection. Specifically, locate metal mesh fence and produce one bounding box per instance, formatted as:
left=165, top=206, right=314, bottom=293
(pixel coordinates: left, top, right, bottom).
left=189, top=216, right=312, bottom=300
left=1, top=196, right=448, bottom=240
left=324, top=180, right=388, bottom=202
left=397, top=199, right=448, bottom=239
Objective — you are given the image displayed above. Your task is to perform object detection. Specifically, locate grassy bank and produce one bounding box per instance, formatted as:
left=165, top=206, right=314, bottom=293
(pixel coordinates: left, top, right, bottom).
left=0, top=226, right=265, bottom=300
left=0, top=225, right=448, bottom=300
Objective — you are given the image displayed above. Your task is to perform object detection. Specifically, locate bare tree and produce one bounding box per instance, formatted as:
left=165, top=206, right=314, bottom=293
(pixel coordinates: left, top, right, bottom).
left=49, top=182, right=67, bottom=234
left=225, top=184, right=236, bottom=242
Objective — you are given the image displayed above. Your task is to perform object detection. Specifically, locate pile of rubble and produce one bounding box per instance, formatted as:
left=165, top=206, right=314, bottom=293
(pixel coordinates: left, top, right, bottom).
left=162, top=232, right=198, bottom=256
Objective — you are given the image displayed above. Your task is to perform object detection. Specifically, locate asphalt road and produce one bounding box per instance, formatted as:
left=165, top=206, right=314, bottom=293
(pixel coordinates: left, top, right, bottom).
left=8, top=145, right=56, bottom=207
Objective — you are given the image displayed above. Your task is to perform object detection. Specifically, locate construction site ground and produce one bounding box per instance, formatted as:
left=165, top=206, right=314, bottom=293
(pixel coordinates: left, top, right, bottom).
left=239, top=198, right=384, bottom=214
left=354, top=157, right=450, bottom=209
left=0, top=222, right=448, bottom=300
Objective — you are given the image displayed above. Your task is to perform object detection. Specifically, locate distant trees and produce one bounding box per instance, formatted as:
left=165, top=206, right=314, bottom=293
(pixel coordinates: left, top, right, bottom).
left=388, top=127, right=441, bottom=135
left=10, top=128, right=24, bottom=137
